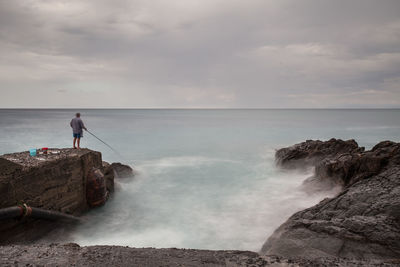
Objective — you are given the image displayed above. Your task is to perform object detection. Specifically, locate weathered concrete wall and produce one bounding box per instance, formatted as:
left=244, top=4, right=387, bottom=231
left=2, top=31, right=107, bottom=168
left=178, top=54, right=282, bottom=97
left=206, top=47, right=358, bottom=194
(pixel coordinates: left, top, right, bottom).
left=0, top=148, right=104, bottom=215
left=0, top=148, right=119, bottom=245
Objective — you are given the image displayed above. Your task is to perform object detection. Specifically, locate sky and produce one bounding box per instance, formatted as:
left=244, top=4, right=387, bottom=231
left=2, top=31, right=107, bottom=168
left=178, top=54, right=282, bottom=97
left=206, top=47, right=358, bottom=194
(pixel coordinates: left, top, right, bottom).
left=0, top=0, right=399, bottom=108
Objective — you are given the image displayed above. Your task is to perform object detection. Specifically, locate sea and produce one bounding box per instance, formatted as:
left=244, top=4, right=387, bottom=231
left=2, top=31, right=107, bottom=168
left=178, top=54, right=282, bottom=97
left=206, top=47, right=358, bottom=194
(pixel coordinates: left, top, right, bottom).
left=0, top=109, right=399, bottom=251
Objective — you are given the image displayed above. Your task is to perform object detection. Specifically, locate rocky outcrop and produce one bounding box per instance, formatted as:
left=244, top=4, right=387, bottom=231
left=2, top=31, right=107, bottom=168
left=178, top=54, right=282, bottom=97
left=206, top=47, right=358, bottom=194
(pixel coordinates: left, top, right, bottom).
left=314, top=140, right=400, bottom=187
left=275, top=138, right=363, bottom=169
left=0, top=148, right=105, bottom=215
left=0, top=148, right=121, bottom=244
left=261, top=139, right=400, bottom=260
left=110, top=162, right=134, bottom=178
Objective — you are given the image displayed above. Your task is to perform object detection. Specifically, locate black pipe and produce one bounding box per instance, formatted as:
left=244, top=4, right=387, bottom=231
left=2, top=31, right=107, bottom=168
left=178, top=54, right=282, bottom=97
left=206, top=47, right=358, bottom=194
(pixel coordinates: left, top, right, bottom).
left=0, top=205, right=81, bottom=224
left=0, top=206, right=22, bottom=220
left=31, top=207, right=81, bottom=223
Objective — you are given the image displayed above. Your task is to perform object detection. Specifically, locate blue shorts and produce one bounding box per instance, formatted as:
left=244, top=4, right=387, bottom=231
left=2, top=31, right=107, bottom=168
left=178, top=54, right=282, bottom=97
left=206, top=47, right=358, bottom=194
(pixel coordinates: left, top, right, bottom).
left=73, top=133, right=82, bottom=138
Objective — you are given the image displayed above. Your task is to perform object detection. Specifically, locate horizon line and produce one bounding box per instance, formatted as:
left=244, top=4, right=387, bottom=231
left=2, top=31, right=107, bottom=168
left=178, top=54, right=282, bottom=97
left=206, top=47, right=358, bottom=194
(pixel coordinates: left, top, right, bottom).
left=0, top=107, right=399, bottom=110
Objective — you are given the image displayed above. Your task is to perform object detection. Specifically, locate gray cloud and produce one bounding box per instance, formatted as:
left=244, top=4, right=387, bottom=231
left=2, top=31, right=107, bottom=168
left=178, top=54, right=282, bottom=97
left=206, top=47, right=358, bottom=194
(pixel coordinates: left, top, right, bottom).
left=0, top=0, right=399, bottom=108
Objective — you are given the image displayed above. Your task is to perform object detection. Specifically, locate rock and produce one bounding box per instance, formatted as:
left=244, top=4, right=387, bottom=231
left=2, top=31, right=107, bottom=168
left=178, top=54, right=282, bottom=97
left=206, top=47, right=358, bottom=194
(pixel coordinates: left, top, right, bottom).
left=110, top=162, right=134, bottom=178
left=0, top=148, right=104, bottom=215
left=0, top=148, right=116, bottom=244
left=102, top=161, right=115, bottom=193
left=86, top=168, right=107, bottom=207
left=314, top=141, right=400, bottom=187
left=1, top=244, right=397, bottom=267
left=275, top=138, right=363, bottom=169
left=261, top=140, right=400, bottom=260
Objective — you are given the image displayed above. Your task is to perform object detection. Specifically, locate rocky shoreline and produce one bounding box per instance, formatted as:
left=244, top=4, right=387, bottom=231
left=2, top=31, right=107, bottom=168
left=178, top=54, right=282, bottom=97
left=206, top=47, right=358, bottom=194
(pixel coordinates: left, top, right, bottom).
left=262, top=139, right=400, bottom=261
left=1, top=139, right=400, bottom=266
left=1, top=243, right=397, bottom=267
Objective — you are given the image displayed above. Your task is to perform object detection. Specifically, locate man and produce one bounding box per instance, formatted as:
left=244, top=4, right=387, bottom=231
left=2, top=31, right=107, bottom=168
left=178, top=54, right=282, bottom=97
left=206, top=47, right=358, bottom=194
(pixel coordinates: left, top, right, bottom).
left=70, top=113, right=87, bottom=149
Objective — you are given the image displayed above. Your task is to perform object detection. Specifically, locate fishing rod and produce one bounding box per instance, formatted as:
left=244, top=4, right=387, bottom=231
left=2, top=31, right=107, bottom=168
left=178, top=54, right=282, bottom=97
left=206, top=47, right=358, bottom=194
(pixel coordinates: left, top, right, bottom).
left=85, top=129, right=120, bottom=155
left=85, top=130, right=133, bottom=166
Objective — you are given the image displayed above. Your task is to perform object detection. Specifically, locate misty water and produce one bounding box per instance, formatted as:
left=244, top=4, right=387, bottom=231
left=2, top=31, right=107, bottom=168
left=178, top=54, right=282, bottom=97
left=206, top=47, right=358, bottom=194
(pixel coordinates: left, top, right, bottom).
left=1, top=109, right=400, bottom=251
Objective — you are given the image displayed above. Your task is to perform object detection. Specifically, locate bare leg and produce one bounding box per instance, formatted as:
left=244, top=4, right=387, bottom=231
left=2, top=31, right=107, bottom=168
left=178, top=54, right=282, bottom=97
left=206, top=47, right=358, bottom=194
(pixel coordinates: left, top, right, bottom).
left=73, top=137, right=77, bottom=148
left=77, top=138, right=81, bottom=149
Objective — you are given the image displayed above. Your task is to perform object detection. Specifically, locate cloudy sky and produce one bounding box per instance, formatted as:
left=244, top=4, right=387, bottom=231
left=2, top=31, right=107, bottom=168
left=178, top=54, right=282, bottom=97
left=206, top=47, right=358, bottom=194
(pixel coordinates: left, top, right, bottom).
left=0, top=0, right=399, bottom=108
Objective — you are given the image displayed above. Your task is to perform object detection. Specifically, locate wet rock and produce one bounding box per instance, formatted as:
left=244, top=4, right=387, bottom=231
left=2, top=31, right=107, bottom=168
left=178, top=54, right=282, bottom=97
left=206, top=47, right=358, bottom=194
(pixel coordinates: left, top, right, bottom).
left=275, top=138, right=363, bottom=169
left=261, top=140, right=400, bottom=260
left=86, top=168, right=107, bottom=207
left=314, top=141, right=400, bottom=187
left=110, top=162, right=134, bottom=178
left=102, top=161, right=115, bottom=193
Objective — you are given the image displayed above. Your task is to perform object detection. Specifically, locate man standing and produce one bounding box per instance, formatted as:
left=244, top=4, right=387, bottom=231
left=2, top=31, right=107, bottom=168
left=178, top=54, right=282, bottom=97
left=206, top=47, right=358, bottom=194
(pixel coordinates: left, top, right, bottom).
left=70, top=113, right=87, bottom=149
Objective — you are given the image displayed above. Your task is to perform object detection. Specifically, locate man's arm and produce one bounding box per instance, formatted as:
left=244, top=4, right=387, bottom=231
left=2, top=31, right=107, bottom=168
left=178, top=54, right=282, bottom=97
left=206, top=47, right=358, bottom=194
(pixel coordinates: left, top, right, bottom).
left=70, top=119, right=73, bottom=128
left=80, top=120, right=87, bottom=131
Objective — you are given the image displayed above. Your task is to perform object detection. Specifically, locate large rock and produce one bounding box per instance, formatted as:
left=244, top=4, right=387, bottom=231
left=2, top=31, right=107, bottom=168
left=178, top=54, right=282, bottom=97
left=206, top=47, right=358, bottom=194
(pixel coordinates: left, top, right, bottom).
left=0, top=148, right=115, bottom=244
left=0, top=148, right=104, bottom=215
left=110, top=162, right=134, bottom=179
left=275, top=138, right=363, bottom=169
left=261, top=140, right=400, bottom=260
left=314, top=141, right=400, bottom=187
